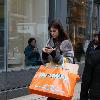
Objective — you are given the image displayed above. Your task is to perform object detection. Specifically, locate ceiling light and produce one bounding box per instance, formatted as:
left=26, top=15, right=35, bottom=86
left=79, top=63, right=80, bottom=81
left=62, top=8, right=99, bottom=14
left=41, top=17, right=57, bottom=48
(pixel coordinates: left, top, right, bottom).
left=82, top=1, right=85, bottom=4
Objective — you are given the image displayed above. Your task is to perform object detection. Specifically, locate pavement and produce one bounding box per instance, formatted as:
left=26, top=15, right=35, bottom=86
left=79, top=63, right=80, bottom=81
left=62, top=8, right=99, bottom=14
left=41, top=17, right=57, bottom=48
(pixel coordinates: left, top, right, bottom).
left=10, top=82, right=81, bottom=100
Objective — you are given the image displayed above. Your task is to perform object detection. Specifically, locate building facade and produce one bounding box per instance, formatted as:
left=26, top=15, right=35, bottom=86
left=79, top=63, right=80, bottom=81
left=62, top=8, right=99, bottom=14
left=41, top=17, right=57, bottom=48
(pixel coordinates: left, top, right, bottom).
left=0, top=0, right=100, bottom=99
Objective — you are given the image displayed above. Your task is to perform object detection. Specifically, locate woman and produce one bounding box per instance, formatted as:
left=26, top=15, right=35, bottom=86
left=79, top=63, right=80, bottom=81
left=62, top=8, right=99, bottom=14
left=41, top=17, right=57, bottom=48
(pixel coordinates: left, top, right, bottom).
left=42, top=19, right=74, bottom=100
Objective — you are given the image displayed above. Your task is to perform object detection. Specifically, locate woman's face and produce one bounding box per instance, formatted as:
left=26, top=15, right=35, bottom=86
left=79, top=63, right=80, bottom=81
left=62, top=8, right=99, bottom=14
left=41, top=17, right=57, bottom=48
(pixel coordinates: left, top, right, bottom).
left=49, top=27, right=59, bottom=38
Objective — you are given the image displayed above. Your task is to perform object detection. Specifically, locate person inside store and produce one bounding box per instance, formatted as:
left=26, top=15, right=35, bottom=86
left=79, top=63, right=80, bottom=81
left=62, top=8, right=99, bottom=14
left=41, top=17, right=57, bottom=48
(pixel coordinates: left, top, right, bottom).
left=83, top=35, right=90, bottom=53
left=86, top=31, right=100, bottom=54
left=42, top=19, right=74, bottom=100
left=80, top=31, right=100, bottom=100
left=74, top=34, right=85, bottom=62
left=24, top=37, right=42, bottom=66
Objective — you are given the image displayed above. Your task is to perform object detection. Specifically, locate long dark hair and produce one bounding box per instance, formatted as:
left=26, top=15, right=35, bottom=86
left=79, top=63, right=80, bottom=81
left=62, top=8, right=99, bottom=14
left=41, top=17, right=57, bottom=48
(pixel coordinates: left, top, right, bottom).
left=48, top=19, right=68, bottom=42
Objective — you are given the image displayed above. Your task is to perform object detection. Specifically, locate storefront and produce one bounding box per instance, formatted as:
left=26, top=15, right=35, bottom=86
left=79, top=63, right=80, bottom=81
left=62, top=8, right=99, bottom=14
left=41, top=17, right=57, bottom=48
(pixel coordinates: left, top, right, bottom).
left=67, top=0, right=100, bottom=62
left=0, top=0, right=99, bottom=99
left=8, top=0, right=49, bottom=68
left=0, top=0, right=49, bottom=99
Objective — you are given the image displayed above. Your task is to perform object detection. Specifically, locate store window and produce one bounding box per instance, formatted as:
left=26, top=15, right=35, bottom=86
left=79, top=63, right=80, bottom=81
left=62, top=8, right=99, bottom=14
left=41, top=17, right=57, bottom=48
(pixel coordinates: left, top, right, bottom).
left=67, top=0, right=88, bottom=62
left=67, top=0, right=100, bottom=63
left=8, top=0, right=49, bottom=68
left=0, top=0, right=4, bottom=69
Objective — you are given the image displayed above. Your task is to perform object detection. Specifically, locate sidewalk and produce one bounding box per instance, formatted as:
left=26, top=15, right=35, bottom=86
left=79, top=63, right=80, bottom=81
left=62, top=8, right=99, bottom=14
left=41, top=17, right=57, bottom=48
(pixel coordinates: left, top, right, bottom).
left=10, top=82, right=81, bottom=100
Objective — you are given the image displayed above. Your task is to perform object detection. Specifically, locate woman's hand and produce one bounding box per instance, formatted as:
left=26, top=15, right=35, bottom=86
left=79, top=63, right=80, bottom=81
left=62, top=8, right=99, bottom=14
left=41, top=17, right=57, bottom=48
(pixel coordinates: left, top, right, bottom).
left=42, top=47, right=48, bottom=53
left=42, top=47, right=55, bottom=54
left=47, top=48, right=55, bottom=54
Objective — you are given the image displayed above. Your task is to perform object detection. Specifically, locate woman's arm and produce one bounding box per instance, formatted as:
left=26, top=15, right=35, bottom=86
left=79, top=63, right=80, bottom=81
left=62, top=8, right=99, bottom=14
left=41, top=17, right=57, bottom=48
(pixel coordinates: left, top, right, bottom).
left=60, top=40, right=74, bottom=63
left=50, top=49, right=63, bottom=64
left=42, top=51, right=49, bottom=64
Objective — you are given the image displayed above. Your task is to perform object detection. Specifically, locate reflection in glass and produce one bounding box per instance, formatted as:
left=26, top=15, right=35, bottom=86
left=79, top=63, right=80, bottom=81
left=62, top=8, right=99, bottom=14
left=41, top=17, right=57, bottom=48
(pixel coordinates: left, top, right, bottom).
left=8, top=0, right=48, bottom=68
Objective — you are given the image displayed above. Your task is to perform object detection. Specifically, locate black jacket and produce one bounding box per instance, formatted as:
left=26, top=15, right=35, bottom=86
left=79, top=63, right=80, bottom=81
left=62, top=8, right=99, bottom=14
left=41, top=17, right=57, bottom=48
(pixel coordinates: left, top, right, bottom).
left=86, top=39, right=99, bottom=54
left=80, top=50, right=100, bottom=100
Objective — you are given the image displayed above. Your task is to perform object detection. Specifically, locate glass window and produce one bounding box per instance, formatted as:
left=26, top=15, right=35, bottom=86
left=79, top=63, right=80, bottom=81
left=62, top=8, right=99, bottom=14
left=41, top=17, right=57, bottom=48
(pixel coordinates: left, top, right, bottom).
left=0, top=0, right=5, bottom=69
left=8, top=0, right=49, bottom=68
left=67, top=0, right=88, bottom=62
left=67, top=0, right=99, bottom=62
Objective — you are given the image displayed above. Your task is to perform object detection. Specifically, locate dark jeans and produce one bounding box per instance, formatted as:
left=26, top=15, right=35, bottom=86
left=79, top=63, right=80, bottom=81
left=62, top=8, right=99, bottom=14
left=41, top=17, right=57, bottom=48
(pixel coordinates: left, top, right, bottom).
left=47, top=97, right=61, bottom=100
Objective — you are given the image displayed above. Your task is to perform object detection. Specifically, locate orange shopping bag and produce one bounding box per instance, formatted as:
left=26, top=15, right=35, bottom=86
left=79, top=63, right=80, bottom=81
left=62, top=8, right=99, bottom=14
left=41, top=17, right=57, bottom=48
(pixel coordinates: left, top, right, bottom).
left=28, top=65, right=80, bottom=100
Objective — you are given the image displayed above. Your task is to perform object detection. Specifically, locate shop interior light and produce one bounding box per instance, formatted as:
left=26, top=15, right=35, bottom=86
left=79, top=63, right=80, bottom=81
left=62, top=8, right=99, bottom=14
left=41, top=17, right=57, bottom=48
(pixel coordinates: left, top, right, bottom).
left=82, top=1, right=85, bottom=4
